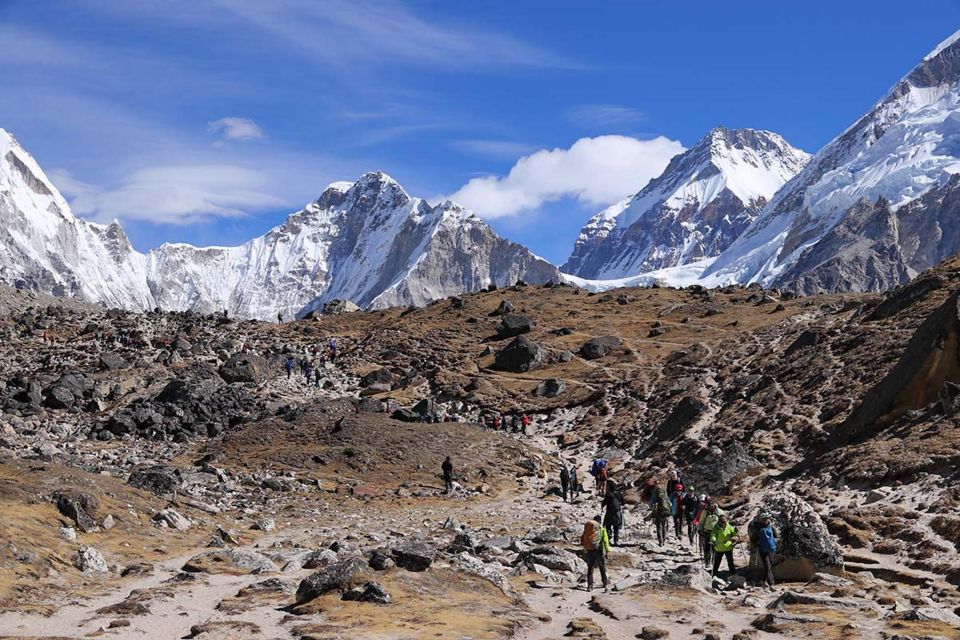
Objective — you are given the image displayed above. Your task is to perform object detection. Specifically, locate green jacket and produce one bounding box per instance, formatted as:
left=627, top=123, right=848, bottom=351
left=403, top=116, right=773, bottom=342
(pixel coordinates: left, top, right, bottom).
left=711, top=522, right=738, bottom=552
left=597, top=525, right=611, bottom=554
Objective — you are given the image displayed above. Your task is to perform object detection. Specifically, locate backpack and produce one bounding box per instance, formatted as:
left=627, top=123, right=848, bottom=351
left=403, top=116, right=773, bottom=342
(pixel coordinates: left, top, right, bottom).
left=656, top=487, right=673, bottom=516
left=598, top=466, right=609, bottom=482
left=581, top=521, right=601, bottom=550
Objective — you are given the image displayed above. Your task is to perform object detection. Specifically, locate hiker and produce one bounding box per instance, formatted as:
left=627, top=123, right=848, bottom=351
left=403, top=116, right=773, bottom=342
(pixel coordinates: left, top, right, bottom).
left=442, top=456, right=454, bottom=493
left=682, top=486, right=700, bottom=545
left=667, top=470, right=682, bottom=515
left=511, top=414, right=520, bottom=432
left=672, top=482, right=686, bottom=540
left=651, top=481, right=672, bottom=546
left=710, top=514, right=738, bottom=577
left=581, top=515, right=610, bottom=591
left=314, top=366, right=322, bottom=387
left=493, top=415, right=501, bottom=431
left=601, top=481, right=624, bottom=546
left=284, top=355, right=295, bottom=379
left=570, top=465, right=581, bottom=499
left=328, top=338, right=338, bottom=362
left=521, top=413, right=530, bottom=430
left=560, top=465, right=571, bottom=502
left=695, top=499, right=724, bottom=567
left=753, top=513, right=777, bottom=587
left=277, top=312, right=283, bottom=324
left=590, top=458, right=608, bottom=494
left=304, top=361, right=314, bottom=386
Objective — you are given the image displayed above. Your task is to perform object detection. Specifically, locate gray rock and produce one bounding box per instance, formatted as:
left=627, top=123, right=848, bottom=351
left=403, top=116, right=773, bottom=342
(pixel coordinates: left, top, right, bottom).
left=391, top=540, right=436, bottom=572
left=219, top=353, right=269, bottom=384
left=295, top=556, right=369, bottom=604
left=579, top=335, right=622, bottom=360
left=498, top=314, right=535, bottom=338
left=128, top=465, right=180, bottom=497
left=493, top=336, right=546, bottom=373
left=534, top=378, right=566, bottom=398
left=76, top=545, right=108, bottom=574
left=341, top=581, right=391, bottom=604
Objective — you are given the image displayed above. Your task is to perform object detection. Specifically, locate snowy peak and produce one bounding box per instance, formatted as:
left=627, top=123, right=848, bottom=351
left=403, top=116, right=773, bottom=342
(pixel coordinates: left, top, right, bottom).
left=703, top=29, right=960, bottom=293
left=563, top=126, right=809, bottom=280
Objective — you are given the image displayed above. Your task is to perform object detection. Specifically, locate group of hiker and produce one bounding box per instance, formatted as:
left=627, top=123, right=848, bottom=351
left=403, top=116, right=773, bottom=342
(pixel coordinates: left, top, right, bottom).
left=283, top=338, right=339, bottom=387
left=577, top=462, right=779, bottom=591
left=482, top=413, right=530, bottom=432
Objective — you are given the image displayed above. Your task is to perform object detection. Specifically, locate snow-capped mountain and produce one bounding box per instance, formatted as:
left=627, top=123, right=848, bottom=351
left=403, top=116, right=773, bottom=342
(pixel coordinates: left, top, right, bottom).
left=702, top=30, right=960, bottom=293
left=563, top=127, right=809, bottom=280
left=0, top=129, right=557, bottom=319
left=147, top=172, right=558, bottom=319
left=0, top=129, right=154, bottom=310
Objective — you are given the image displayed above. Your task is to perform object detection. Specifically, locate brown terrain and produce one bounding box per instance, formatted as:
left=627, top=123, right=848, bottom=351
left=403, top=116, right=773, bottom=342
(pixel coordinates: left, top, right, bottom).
left=0, top=254, right=958, bottom=639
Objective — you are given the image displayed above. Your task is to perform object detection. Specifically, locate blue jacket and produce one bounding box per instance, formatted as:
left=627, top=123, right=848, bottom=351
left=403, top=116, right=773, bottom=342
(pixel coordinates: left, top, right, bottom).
left=758, top=525, right=777, bottom=554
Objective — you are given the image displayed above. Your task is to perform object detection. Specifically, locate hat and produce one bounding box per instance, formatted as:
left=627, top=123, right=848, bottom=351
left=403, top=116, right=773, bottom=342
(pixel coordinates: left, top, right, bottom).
left=675, top=483, right=684, bottom=492
left=593, top=515, right=601, bottom=523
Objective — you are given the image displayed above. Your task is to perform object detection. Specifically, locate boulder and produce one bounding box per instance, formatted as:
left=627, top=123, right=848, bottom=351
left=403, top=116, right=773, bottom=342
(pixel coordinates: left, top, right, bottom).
left=525, top=547, right=585, bottom=574
left=579, top=336, right=622, bottom=360
left=534, top=378, right=566, bottom=398
left=295, top=556, right=369, bottom=604
left=44, top=385, right=75, bottom=410
left=491, top=300, right=516, bottom=316
left=498, top=314, right=536, bottom=338
left=183, top=549, right=279, bottom=575
left=302, top=548, right=338, bottom=569
left=322, top=299, right=361, bottom=315
left=368, top=548, right=395, bottom=571
left=493, top=336, right=546, bottom=373
left=341, top=581, right=391, bottom=604
left=76, top=545, right=108, bottom=574
left=391, top=540, right=436, bottom=572
left=55, top=494, right=99, bottom=533
left=218, top=353, right=269, bottom=384
left=153, top=508, right=191, bottom=531
left=360, top=368, right=394, bottom=388
left=128, top=465, right=181, bottom=497
left=757, top=492, right=844, bottom=581
left=98, top=352, right=128, bottom=371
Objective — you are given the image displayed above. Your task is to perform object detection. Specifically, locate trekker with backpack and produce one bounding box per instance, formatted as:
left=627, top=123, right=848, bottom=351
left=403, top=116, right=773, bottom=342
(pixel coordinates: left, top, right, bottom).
left=683, top=486, right=700, bottom=545
left=651, top=482, right=673, bottom=546
left=601, top=482, right=624, bottom=546
left=284, top=355, right=294, bottom=379
left=560, top=466, right=571, bottom=502
left=696, top=500, right=724, bottom=567
left=570, top=466, right=581, bottom=499
left=442, top=456, right=454, bottom=493
left=590, top=458, right=608, bottom=494
left=710, top=514, right=738, bottom=578
left=580, top=515, right=610, bottom=591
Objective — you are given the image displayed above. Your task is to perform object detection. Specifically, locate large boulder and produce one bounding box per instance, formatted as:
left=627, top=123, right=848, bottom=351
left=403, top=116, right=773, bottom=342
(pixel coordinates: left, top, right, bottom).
left=579, top=336, right=622, bottom=360
left=534, top=378, right=566, bottom=398
left=498, top=315, right=536, bottom=338
left=321, top=299, right=361, bottom=316
left=76, top=545, right=108, bottom=574
left=391, top=540, right=436, bottom=572
left=360, top=368, right=394, bottom=389
left=128, top=465, right=181, bottom=497
left=55, top=493, right=99, bottom=533
left=219, top=353, right=269, bottom=384
left=98, top=352, right=128, bottom=371
left=524, top=547, right=585, bottom=574
left=491, top=300, right=515, bottom=316
left=493, top=336, right=546, bottom=373
left=758, top=492, right=844, bottom=581
left=295, top=556, right=369, bottom=604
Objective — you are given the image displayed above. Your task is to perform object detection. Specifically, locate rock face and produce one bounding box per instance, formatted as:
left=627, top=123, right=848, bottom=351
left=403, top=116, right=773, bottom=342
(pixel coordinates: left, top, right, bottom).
left=0, top=137, right=559, bottom=320
left=832, top=289, right=960, bottom=446
left=564, top=127, right=809, bottom=280
left=759, top=492, right=844, bottom=581
left=704, top=31, right=960, bottom=294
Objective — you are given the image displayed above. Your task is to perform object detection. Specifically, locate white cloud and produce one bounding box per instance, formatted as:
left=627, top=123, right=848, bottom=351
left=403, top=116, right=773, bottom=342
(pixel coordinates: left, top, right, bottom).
left=568, top=104, right=646, bottom=127
left=62, top=165, right=286, bottom=225
left=208, top=117, right=265, bottom=143
left=448, top=135, right=684, bottom=219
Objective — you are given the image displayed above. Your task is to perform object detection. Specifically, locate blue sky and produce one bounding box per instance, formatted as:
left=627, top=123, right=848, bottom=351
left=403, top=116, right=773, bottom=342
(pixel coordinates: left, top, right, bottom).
left=1, top=1, right=958, bottom=264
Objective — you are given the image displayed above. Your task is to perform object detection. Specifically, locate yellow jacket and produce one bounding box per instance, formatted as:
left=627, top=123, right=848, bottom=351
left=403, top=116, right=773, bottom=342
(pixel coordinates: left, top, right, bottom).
left=711, top=522, right=737, bottom=552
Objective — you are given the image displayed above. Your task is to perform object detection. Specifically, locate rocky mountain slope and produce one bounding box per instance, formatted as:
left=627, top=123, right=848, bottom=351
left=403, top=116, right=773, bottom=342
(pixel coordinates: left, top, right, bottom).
left=703, top=29, right=960, bottom=294
left=563, top=127, right=809, bottom=280
left=1, top=251, right=960, bottom=637
left=0, top=130, right=557, bottom=320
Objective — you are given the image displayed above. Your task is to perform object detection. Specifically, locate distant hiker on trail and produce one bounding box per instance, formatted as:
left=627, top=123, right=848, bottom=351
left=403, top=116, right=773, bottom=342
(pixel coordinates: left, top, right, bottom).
left=521, top=413, right=530, bottom=430
left=570, top=465, right=581, bottom=499
left=314, top=367, right=322, bottom=388
left=328, top=338, right=338, bottom=363
left=751, top=512, right=777, bottom=587
left=511, top=414, right=520, bottom=432
left=682, top=486, right=700, bottom=545
left=667, top=470, right=682, bottom=515
left=650, top=481, right=672, bottom=546
left=581, top=515, right=610, bottom=591
left=560, top=466, right=571, bottom=502
left=304, top=362, right=314, bottom=386
left=590, top=458, right=608, bottom=495
left=710, top=514, right=738, bottom=578
left=601, top=481, right=624, bottom=546
left=278, top=312, right=283, bottom=324
left=493, top=415, right=502, bottom=430
left=442, top=456, right=454, bottom=493
left=284, top=355, right=295, bottom=379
